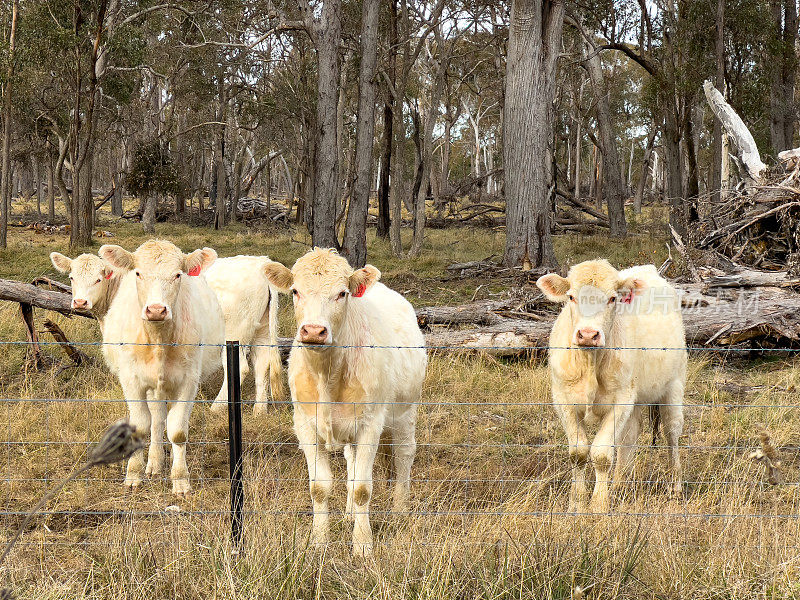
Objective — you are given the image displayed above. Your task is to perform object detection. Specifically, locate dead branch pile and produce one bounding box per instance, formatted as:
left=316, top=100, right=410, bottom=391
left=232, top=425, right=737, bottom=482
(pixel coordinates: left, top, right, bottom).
left=695, top=168, right=800, bottom=272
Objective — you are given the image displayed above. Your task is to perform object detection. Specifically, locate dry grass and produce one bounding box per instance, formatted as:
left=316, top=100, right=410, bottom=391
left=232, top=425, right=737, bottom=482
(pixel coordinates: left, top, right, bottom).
left=0, top=213, right=798, bottom=598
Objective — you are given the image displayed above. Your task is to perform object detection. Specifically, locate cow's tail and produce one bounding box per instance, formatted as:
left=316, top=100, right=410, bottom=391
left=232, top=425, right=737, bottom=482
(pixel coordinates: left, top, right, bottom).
left=267, top=284, right=286, bottom=402
left=649, top=404, right=661, bottom=446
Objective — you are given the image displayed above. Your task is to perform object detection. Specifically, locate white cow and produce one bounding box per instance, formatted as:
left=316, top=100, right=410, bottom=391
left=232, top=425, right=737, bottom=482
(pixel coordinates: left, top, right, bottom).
left=50, top=252, right=124, bottom=330
left=263, top=248, right=427, bottom=556
left=100, top=240, right=225, bottom=496
left=537, top=259, right=686, bottom=512
left=204, top=255, right=287, bottom=415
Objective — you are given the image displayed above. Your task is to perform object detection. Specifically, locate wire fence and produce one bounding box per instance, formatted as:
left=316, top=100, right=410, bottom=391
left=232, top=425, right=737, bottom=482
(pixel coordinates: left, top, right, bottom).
left=0, top=337, right=798, bottom=564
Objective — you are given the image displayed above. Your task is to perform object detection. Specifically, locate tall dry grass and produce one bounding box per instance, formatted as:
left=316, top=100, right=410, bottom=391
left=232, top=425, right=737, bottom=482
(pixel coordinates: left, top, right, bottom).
left=0, top=218, right=798, bottom=598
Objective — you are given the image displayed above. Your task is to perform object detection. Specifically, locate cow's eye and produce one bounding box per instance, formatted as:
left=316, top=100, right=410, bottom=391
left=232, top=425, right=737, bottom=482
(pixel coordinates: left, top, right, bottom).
left=95, top=279, right=102, bottom=285
left=567, top=294, right=575, bottom=302
left=68, top=275, right=73, bottom=280
left=174, top=273, right=181, bottom=280
left=608, top=296, right=616, bottom=304
left=135, top=271, right=141, bottom=279
left=338, top=291, right=347, bottom=299
left=291, top=289, right=299, bottom=297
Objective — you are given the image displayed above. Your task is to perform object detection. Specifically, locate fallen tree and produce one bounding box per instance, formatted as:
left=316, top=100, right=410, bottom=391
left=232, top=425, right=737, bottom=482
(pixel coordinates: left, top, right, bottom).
left=4, top=274, right=800, bottom=360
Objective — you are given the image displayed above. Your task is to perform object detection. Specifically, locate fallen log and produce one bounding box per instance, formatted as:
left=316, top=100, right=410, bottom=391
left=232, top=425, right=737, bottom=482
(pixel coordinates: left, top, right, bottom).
left=0, top=279, right=93, bottom=319
left=703, top=80, right=767, bottom=183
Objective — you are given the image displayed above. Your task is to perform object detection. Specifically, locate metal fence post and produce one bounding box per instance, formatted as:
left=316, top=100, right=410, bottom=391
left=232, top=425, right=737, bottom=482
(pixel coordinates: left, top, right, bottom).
left=226, top=341, right=244, bottom=552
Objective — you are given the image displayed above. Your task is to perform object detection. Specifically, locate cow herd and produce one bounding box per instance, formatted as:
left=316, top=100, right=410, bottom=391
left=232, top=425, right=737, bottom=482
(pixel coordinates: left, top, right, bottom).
left=48, top=241, right=687, bottom=556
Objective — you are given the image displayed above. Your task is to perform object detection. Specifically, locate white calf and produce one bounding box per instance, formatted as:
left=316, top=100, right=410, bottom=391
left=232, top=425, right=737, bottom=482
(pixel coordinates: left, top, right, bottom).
left=50, top=252, right=123, bottom=330
left=100, top=240, right=225, bottom=496
left=204, top=255, right=287, bottom=415
left=263, top=248, right=427, bottom=556
left=537, top=259, right=686, bottom=512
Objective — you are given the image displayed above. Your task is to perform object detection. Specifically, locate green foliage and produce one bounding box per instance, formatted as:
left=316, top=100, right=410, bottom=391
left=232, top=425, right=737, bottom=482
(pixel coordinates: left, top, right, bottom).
left=125, top=141, right=183, bottom=198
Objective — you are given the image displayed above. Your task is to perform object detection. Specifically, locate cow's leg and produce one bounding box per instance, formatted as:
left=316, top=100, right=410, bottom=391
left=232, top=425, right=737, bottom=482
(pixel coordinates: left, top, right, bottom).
left=210, top=346, right=228, bottom=414
left=590, top=388, right=635, bottom=513
left=210, top=344, right=249, bottom=414
left=145, top=390, right=166, bottom=476
left=166, top=382, right=197, bottom=497
left=344, top=443, right=356, bottom=520
left=554, top=395, right=589, bottom=511
left=612, top=404, right=642, bottom=491
left=122, top=380, right=150, bottom=489
left=296, top=418, right=333, bottom=546
left=661, top=379, right=685, bottom=496
left=253, top=323, right=283, bottom=415
left=350, top=423, right=382, bottom=557
left=389, top=412, right=417, bottom=514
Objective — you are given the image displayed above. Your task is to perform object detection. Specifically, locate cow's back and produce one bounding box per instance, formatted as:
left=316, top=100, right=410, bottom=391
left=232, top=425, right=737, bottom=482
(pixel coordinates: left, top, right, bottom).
left=205, top=255, right=272, bottom=341
left=617, top=266, right=687, bottom=398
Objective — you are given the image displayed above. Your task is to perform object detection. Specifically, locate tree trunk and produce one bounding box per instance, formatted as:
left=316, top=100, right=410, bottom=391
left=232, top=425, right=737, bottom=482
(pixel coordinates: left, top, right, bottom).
left=47, top=155, right=55, bottom=222
left=664, top=109, right=685, bottom=237
left=310, top=0, right=342, bottom=249
left=0, top=0, right=18, bottom=249
left=342, top=0, right=380, bottom=267
left=634, top=129, right=657, bottom=214
left=770, top=0, right=798, bottom=154
left=583, top=38, right=626, bottom=236
left=142, top=194, right=156, bottom=233
left=710, top=0, right=725, bottom=204
left=502, top=0, right=563, bottom=269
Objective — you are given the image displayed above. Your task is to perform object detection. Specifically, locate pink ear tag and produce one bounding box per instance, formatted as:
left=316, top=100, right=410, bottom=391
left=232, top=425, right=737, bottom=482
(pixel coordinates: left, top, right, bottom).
left=104, top=271, right=113, bottom=280
left=621, top=290, right=633, bottom=304
left=188, top=266, right=201, bottom=276
left=353, top=283, right=366, bottom=298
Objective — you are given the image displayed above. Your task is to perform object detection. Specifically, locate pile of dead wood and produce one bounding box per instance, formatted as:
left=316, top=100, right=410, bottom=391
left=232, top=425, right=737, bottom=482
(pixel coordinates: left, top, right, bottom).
left=696, top=81, right=800, bottom=273
left=695, top=170, right=800, bottom=272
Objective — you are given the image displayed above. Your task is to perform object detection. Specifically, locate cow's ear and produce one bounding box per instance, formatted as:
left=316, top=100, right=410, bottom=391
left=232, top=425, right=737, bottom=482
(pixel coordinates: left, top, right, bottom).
left=50, top=252, right=72, bottom=273
left=99, top=245, right=135, bottom=270
left=184, top=247, right=217, bottom=275
left=617, top=277, right=647, bottom=298
left=536, top=273, right=570, bottom=302
left=349, top=264, right=381, bottom=296
left=264, top=262, right=293, bottom=291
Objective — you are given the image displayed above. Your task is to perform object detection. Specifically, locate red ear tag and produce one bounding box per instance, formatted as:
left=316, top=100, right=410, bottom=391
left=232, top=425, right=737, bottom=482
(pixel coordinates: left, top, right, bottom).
left=353, top=283, right=366, bottom=298
left=104, top=271, right=113, bottom=280
left=188, top=266, right=201, bottom=276
left=621, top=290, right=633, bottom=304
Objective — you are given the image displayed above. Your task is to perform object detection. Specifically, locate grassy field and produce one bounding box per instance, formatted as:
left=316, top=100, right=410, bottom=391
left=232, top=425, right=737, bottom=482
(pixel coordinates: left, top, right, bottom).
left=0, top=202, right=799, bottom=598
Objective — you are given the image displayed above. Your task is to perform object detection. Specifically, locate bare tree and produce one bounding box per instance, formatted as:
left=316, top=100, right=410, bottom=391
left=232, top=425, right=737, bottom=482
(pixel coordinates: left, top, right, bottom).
left=0, top=0, right=19, bottom=249
left=342, top=0, right=380, bottom=267
left=503, top=0, right=564, bottom=269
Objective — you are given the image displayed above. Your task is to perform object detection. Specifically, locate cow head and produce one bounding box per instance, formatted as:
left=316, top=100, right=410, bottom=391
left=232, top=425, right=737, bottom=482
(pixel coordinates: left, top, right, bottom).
left=50, top=252, right=116, bottom=311
left=263, top=248, right=380, bottom=348
left=536, top=259, right=645, bottom=349
left=99, top=240, right=217, bottom=323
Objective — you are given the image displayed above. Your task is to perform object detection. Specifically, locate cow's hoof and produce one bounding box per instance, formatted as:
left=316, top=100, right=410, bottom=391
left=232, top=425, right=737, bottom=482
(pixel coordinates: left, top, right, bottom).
left=352, top=541, right=373, bottom=557
left=145, top=460, right=163, bottom=476
left=589, top=497, right=610, bottom=514
left=124, top=477, right=143, bottom=490
left=172, top=479, right=191, bottom=497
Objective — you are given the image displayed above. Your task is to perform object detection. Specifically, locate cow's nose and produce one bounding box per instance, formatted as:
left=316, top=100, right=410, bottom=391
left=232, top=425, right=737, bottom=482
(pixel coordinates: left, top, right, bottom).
left=576, top=328, right=602, bottom=347
left=145, top=304, right=168, bottom=321
left=299, top=324, right=328, bottom=344
left=72, top=298, right=88, bottom=310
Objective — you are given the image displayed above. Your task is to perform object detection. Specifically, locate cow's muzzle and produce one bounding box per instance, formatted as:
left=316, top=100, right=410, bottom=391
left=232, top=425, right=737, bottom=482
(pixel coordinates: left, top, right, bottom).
left=144, top=303, right=170, bottom=322
left=72, top=298, right=90, bottom=310
left=298, top=324, right=329, bottom=346
left=574, top=327, right=604, bottom=348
